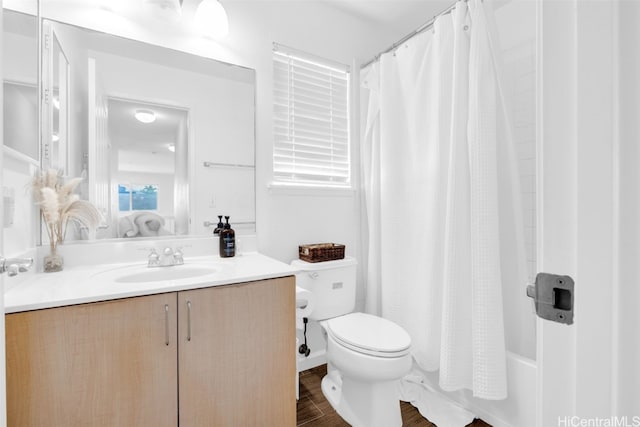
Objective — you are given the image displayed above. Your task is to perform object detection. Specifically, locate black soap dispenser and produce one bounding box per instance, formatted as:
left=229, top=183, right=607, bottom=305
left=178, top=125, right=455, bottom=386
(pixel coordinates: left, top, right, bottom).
left=219, top=216, right=235, bottom=258
left=213, top=215, right=224, bottom=235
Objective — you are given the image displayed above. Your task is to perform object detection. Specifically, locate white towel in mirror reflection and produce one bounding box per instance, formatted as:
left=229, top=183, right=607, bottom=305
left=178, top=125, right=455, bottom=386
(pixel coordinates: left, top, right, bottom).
left=118, top=212, right=173, bottom=238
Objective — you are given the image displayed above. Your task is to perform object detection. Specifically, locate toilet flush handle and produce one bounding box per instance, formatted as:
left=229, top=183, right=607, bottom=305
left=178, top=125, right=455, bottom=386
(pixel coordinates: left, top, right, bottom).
left=308, top=272, right=319, bottom=279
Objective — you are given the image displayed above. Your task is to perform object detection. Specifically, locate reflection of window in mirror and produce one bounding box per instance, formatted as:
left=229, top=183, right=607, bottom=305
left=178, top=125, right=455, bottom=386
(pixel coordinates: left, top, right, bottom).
left=118, top=185, right=131, bottom=212
left=118, top=184, right=158, bottom=212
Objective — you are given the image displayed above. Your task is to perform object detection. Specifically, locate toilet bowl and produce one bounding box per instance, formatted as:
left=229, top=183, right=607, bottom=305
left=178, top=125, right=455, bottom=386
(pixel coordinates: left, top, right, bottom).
left=292, top=257, right=412, bottom=427
left=322, top=312, right=412, bottom=427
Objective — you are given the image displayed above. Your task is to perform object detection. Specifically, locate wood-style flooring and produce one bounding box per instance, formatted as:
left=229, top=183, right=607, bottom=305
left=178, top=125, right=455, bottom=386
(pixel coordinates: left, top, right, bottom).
left=297, top=365, right=492, bottom=427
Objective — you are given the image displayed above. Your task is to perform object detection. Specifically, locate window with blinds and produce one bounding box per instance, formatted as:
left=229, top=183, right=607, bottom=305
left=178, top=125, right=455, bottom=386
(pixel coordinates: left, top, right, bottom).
left=273, top=44, right=350, bottom=187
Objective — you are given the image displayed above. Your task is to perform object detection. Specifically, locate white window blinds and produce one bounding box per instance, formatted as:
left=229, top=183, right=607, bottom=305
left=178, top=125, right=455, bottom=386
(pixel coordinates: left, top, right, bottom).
left=273, top=44, right=351, bottom=186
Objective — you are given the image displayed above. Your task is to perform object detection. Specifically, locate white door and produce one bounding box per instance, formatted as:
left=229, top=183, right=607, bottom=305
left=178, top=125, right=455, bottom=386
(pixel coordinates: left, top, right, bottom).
left=537, top=0, right=639, bottom=425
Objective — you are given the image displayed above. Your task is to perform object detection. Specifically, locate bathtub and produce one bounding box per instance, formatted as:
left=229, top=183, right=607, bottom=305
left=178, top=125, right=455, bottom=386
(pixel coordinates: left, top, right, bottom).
left=401, top=351, right=536, bottom=427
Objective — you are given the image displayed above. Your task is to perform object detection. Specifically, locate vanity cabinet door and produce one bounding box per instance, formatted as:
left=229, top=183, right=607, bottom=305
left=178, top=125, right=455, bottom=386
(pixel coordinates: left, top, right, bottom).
left=178, top=276, right=296, bottom=427
left=5, top=293, right=178, bottom=427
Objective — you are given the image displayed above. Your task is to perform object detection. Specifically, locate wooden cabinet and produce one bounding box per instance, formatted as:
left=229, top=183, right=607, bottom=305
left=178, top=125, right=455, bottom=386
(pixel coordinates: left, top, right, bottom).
left=5, top=276, right=296, bottom=427
left=178, top=277, right=296, bottom=426
left=6, top=292, right=178, bottom=427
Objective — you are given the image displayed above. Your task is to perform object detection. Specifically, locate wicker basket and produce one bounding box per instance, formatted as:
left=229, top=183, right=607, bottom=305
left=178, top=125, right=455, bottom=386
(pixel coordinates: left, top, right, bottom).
left=298, top=243, right=345, bottom=263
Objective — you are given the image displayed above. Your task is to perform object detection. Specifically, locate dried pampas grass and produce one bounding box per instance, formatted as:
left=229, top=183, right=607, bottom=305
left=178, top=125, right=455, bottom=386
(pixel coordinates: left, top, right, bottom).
left=32, top=169, right=100, bottom=252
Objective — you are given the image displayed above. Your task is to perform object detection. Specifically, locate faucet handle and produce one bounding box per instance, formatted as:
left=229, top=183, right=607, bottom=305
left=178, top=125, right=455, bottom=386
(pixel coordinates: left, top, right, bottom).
left=0, top=257, right=33, bottom=276
left=173, top=247, right=184, bottom=265
left=7, top=264, right=19, bottom=277
left=148, top=249, right=160, bottom=267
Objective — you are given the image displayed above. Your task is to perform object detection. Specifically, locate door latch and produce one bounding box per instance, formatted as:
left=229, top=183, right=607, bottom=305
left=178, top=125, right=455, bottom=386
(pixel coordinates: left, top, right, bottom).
left=526, top=273, right=574, bottom=325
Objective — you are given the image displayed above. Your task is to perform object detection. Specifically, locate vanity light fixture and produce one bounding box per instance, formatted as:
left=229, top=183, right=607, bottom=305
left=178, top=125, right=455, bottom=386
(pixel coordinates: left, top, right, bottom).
left=194, top=0, right=229, bottom=39
left=134, top=109, right=156, bottom=124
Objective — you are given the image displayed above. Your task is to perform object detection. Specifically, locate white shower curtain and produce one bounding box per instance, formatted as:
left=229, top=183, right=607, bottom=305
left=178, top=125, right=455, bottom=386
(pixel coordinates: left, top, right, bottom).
left=361, top=0, right=527, bottom=401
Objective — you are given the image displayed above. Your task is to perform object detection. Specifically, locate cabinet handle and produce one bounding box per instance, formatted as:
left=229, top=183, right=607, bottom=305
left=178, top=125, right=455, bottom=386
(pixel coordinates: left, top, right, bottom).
left=187, top=300, right=192, bottom=342
left=164, top=304, right=170, bottom=346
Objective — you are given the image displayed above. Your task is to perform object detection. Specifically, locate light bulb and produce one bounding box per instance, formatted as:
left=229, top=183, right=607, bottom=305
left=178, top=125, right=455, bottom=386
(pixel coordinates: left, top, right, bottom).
left=134, top=109, right=156, bottom=124
left=194, top=0, right=229, bottom=39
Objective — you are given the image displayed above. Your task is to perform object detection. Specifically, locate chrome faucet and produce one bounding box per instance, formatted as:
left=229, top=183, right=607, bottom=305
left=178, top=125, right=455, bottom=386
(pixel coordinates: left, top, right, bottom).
left=0, top=257, right=34, bottom=277
left=147, top=247, right=184, bottom=268
left=159, top=247, right=175, bottom=267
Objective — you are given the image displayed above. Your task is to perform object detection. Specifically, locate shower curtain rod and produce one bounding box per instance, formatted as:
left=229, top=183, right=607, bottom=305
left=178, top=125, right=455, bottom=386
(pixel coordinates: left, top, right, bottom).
left=360, top=0, right=469, bottom=70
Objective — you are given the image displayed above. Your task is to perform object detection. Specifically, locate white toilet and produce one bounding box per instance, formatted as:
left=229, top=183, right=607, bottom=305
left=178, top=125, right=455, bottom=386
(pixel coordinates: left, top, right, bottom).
left=292, top=257, right=412, bottom=427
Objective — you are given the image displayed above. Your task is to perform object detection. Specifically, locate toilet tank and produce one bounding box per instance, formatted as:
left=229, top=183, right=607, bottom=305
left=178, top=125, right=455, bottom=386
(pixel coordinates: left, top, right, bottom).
left=291, top=257, right=357, bottom=321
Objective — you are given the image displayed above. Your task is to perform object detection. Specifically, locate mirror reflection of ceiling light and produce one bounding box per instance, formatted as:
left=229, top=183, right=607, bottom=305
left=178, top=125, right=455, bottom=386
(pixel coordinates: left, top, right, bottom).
left=53, top=97, right=60, bottom=110
left=134, top=109, right=156, bottom=124
left=194, top=0, right=229, bottom=39
left=167, top=143, right=176, bottom=152
left=52, top=133, right=60, bottom=143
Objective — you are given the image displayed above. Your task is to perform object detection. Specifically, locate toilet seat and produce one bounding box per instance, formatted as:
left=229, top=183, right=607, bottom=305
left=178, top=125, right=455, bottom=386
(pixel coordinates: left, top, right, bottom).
left=326, top=313, right=411, bottom=358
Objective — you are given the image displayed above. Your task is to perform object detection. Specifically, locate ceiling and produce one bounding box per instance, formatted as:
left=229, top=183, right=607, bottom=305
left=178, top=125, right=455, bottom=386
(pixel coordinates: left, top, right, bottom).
left=32, top=0, right=459, bottom=52
left=319, top=0, right=455, bottom=35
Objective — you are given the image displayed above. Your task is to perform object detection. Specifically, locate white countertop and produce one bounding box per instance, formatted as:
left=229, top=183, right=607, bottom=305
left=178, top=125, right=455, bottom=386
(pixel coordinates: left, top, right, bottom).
left=5, top=252, right=298, bottom=314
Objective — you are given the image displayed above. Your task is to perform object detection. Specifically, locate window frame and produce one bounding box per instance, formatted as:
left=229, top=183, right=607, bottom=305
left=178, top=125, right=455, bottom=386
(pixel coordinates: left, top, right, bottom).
left=272, top=43, right=352, bottom=189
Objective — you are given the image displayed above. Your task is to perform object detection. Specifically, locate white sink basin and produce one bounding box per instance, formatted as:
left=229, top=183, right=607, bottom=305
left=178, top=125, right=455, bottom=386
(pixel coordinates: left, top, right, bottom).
left=93, top=263, right=220, bottom=284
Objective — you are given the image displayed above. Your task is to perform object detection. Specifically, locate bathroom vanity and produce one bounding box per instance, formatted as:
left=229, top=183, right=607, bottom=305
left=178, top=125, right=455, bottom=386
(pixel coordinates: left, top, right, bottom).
left=4, top=253, right=296, bottom=427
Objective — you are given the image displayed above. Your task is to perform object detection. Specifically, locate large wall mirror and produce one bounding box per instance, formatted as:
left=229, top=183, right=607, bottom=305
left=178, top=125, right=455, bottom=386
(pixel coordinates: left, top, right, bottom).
left=37, top=18, right=256, bottom=242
